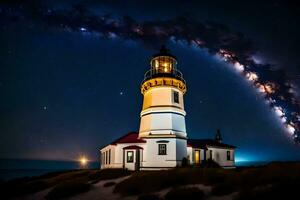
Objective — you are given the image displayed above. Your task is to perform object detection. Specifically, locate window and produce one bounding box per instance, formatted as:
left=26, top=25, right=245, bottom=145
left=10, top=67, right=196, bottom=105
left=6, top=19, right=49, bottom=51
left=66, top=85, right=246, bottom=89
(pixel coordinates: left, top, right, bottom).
left=109, top=149, right=111, bottom=164
left=105, top=151, right=108, bottom=164
left=127, top=151, right=134, bottom=163
left=227, top=151, right=231, bottom=161
left=209, top=150, right=213, bottom=159
left=173, top=91, right=179, bottom=103
left=158, top=144, right=167, bottom=155
left=103, top=153, right=105, bottom=165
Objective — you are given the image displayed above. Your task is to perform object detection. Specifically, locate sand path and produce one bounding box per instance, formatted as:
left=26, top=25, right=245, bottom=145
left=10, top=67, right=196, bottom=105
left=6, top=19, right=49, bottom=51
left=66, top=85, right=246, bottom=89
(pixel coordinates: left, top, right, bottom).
left=69, top=176, right=134, bottom=200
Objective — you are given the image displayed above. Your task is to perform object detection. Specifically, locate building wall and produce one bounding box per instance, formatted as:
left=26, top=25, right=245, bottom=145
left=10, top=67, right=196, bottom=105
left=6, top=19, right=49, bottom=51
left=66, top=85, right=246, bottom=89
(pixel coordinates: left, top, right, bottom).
left=206, top=147, right=235, bottom=167
left=100, top=143, right=146, bottom=170
left=100, top=145, right=116, bottom=169
left=187, top=148, right=205, bottom=165
left=142, top=87, right=184, bottom=110
left=139, top=87, right=187, bottom=139
left=187, top=146, right=235, bottom=167
left=100, top=143, right=235, bottom=170
left=140, top=138, right=187, bottom=169
left=139, top=112, right=186, bottom=136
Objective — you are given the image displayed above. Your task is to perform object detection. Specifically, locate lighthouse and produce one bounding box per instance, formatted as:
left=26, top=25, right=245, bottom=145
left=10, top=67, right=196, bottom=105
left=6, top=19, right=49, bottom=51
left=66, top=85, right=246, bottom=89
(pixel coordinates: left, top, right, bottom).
left=138, top=46, right=188, bottom=168
left=100, top=47, right=236, bottom=171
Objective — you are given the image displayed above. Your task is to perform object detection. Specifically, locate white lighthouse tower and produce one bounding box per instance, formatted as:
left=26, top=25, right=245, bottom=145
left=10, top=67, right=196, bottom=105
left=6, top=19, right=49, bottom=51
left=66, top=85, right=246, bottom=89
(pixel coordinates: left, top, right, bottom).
left=100, top=47, right=236, bottom=170
left=139, top=46, right=188, bottom=169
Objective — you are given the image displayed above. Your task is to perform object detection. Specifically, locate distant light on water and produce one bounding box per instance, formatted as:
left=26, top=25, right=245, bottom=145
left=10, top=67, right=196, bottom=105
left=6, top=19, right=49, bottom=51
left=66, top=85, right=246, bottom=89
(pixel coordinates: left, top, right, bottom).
left=79, top=156, right=88, bottom=168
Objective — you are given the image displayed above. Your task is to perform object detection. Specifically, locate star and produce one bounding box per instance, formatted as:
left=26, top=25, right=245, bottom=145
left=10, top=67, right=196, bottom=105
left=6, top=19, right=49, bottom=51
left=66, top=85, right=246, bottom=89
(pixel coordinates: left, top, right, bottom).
left=119, top=91, right=124, bottom=96
left=43, top=106, right=47, bottom=110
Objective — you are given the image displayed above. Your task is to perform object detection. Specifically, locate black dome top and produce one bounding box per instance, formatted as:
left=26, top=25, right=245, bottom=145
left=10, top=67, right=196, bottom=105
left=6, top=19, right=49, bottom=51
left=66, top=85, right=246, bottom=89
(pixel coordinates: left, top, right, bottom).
left=152, top=45, right=177, bottom=60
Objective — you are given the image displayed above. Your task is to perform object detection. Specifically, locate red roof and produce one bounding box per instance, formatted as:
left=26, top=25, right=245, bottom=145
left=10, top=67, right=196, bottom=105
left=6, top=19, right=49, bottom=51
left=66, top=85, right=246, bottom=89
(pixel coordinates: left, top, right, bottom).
left=111, top=132, right=146, bottom=145
left=123, top=145, right=144, bottom=150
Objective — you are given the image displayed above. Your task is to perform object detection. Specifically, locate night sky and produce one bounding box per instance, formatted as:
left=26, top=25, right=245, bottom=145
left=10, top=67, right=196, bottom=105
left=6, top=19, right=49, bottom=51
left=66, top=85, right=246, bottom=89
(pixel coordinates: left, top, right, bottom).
left=1, top=0, right=300, bottom=162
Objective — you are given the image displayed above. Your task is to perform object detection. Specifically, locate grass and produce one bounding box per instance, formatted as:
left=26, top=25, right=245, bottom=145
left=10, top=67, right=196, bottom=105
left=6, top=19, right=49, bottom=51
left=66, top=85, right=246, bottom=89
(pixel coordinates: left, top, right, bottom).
left=89, top=168, right=131, bottom=183
left=46, top=180, right=91, bottom=200
left=103, top=181, right=116, bottom=187
left=114, top=162, right=300, bottom=197
left=138, top=194, right=161, bottom=200
left=1, top=162, right=300, bottom=199
left=0, top=168, right=131, bottom=199
left=211, top=183, right=235, bottom=196
left=235, top=179, right=300, bottom=200
left=114, top=167, right=231, bottom=196
left=164, top=187, right=205, bottom=200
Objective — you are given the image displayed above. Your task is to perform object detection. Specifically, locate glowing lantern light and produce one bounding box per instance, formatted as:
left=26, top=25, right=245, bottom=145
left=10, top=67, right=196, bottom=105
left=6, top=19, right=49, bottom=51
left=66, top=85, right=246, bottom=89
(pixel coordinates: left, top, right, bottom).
left=155, top=60, right=159, bottom=68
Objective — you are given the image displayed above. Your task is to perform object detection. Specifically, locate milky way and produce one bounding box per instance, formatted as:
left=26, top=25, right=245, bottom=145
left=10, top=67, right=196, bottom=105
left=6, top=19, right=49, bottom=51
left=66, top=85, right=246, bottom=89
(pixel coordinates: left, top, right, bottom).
left=1, top=3, right=299, bottom=143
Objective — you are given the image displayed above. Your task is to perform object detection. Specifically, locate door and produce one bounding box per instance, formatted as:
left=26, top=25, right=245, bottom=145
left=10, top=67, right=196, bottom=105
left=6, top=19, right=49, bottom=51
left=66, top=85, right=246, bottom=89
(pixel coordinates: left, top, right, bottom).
left=135, top=149, right=140, bottom=171
left=195, top=150, right=200, bottom=165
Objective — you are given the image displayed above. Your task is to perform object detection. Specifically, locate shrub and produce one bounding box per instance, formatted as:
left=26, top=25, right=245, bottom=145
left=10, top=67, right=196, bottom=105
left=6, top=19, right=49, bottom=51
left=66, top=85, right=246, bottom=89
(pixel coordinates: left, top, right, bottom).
left=181, top=157, right=189, bottom=167
left=46, top=180, right=91, bottom=200
left=89, top=169, right=131, bottom=183
left=211, top=183, right=235, bottom=196
left=165, top=187, right=205, bottom=200
left=114, top=168, right=224, bottom=196
left=138, top=194, right=161, bottom=200
left=103, top=181, right=116, bottom=187
left=202, top=159, right=220, bottom=168
left=235, top=180, right=300, bottom=200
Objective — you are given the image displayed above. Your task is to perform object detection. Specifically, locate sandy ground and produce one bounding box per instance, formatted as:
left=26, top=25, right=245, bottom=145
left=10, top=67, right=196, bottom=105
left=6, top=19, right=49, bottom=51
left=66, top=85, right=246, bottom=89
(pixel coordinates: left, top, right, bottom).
left=16, top=176, right=238, bottom=200
left=69, top=176, right=134, bottom=200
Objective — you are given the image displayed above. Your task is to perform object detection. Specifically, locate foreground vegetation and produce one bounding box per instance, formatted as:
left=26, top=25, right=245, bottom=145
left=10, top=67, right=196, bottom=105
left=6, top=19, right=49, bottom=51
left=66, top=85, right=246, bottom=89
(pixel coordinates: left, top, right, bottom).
left=114, top=162, right=300, bottom=200
left=0, top=162, right=300, bottom=199
left=0, top=169, right=131, bottom=199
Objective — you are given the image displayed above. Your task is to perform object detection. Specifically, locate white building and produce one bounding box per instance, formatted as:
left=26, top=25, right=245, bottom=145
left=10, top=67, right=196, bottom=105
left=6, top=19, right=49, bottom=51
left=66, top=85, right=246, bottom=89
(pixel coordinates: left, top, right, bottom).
left=100, top=46, right=236, bottom=170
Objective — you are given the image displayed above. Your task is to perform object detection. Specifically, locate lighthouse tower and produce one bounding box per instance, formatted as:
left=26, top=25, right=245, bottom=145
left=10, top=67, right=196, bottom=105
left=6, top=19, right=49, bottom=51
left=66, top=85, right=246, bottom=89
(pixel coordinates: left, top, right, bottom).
left=139, top=46, right=188, bottom=169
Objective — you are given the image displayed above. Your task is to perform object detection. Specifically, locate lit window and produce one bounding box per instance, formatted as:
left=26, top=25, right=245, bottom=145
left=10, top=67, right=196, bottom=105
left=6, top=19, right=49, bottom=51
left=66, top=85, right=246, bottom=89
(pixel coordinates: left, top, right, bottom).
left=127, top=151, right=134, bottom=163
left=227, top=151, right=231, bottom=161
left=173, top=91, right=179, bottom=103
left=155, top=60, right=159, bottom=68
left=158, top=144, right=167, bottom=155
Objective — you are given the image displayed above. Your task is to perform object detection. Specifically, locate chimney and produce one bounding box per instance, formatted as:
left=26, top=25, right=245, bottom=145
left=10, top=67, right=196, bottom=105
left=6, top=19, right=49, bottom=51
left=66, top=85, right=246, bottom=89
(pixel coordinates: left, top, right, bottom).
left=215, top=129, right=222, bottom=143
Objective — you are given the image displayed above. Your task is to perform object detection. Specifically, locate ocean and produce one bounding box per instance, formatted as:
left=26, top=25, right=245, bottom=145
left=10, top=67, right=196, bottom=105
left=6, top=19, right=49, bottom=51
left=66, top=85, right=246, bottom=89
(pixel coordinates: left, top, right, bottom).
left=0, top=159, right=99, bottom=181
left=0, top=159, right=268, bottom=181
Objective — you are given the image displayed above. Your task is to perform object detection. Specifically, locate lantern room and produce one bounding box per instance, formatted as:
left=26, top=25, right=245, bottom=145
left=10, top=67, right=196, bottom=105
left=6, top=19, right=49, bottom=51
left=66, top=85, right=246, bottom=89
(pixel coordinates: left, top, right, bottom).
left=150, top=46, right=177, bottom=74
left=142, top=46, right=185, bottom=85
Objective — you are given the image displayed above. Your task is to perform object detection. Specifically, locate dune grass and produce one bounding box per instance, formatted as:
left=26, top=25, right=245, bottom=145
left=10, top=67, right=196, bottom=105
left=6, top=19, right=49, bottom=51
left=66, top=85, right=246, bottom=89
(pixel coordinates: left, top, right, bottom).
left=137, top=194, right=161, bottom=200
left=103, top=181, right=116, bottom=187
left=114, top=167, right=232, bottom=196
left=165, top=187, right=205, bottom=200
left=46, top=179, right=91, bottom=200
left=0, top=168, right=130, bottom=199
left=114, top=162, right=300, bottom=197
left=1, top=162, right=300, bottom=199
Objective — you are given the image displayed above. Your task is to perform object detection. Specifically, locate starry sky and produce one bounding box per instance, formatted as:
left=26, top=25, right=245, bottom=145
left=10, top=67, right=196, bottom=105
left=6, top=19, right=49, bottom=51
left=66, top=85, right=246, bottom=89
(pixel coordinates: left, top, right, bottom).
left=1, top=0, right=300, bottom=162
